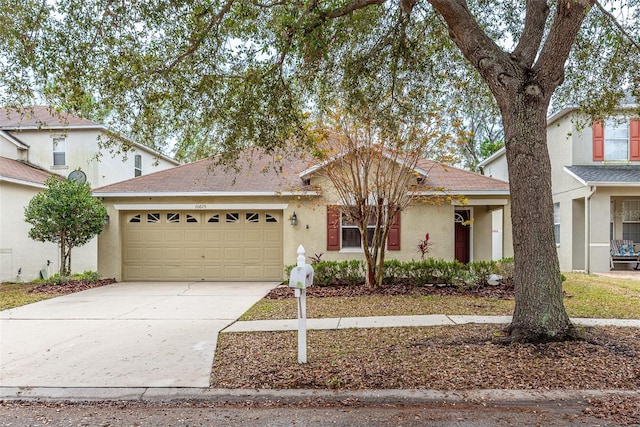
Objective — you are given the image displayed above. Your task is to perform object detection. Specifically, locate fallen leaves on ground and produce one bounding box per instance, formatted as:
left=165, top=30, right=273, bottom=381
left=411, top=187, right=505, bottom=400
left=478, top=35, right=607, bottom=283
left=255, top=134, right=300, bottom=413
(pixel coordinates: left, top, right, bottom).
left=28, top=278, right=116, bottom=294
left=212, top=325, right=640, bottom=392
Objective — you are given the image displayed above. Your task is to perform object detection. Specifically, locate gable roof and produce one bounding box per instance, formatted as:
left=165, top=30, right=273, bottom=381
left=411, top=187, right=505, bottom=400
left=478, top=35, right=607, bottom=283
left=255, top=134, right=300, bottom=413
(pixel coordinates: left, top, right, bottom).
left=416, top=159, right=509, bottom=194
left=0, top=157, right=55, bottom=188
left=564, top=165, right=640, bottom=186
left=0, top=106, right=101, bottom=130
left=94, top=149, right=509, bottom=197
left=0, top=106, right=179, bottom=166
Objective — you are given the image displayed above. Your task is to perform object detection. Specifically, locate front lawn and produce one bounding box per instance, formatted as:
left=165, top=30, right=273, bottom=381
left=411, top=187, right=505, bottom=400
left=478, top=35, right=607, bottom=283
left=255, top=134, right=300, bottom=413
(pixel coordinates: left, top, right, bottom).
left=240, top=272, right=640, bottom=320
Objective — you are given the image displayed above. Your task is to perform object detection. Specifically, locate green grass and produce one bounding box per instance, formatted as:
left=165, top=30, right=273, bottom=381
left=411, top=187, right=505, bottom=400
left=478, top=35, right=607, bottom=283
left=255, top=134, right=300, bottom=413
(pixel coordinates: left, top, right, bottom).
left=240, top=272, right=640, bottom=320
left=0, top=283, right=62, bottom=311
left=562, top=273, right=640, bottom=319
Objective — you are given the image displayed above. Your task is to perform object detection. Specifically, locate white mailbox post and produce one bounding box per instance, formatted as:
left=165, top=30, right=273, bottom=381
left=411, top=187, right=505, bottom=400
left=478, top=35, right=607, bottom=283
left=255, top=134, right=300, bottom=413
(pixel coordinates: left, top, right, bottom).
left=288, top=244, right=313, bottom=364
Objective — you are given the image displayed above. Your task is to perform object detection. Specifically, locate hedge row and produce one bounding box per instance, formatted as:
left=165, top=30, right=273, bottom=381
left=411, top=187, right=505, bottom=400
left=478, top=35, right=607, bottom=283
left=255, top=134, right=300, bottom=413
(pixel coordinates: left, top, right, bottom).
left=286, top=258, right=515, bottom=287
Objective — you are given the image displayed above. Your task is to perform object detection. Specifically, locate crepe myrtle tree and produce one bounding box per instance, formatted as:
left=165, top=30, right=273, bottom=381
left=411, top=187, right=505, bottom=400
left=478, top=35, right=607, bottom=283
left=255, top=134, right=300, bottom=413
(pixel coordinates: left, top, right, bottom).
left=311, top=106, right=455, bottom=288
left=2, top=1, right=639, bottom=343
left=24, top=175, right=107, bottom=276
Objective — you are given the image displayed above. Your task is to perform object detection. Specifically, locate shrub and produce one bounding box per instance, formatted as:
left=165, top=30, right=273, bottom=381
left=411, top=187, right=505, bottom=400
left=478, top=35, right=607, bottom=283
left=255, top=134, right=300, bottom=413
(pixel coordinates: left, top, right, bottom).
left=76, top=270, right=101, bottom=283
left=284, top=257, right=516, bottom=288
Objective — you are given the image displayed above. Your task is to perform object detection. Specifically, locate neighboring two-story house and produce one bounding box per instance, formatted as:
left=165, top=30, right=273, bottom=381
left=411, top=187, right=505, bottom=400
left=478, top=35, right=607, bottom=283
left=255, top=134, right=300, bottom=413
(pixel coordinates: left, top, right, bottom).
left=0, top=107, right=179, bottom=282
left=479, top=102, right=640, bottom=273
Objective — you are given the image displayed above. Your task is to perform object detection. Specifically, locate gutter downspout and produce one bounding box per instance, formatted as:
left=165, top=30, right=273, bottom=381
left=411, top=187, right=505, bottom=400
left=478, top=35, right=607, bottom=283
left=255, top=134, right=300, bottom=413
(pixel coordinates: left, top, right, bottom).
left=586, top=185, right=597, bottom=273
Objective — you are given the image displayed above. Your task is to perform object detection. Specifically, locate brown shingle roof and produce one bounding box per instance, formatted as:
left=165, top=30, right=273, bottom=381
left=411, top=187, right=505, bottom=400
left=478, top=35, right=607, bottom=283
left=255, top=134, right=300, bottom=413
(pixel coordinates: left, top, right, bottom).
left=94, top=149, right=509, bottom=196
left=0, top=106, right=100, bottom=129
left=417, top=159, right=510, bottom=192
left=94, top=150, right=315, bottom=194
left=0, top=157, right=55, bottom=186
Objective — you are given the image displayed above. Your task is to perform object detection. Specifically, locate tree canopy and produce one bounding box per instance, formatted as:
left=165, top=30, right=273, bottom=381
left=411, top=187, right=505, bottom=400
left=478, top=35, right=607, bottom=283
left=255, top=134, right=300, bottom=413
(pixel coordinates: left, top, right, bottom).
left=3, top=0, right=639, bottom=342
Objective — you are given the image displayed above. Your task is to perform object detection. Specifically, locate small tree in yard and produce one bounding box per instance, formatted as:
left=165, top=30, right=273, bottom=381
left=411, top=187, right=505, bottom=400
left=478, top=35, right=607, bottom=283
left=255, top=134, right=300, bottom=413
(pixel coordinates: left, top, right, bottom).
left=312, top=108, right=452, bottom=288
left=24, top=175, right=107, bottom=276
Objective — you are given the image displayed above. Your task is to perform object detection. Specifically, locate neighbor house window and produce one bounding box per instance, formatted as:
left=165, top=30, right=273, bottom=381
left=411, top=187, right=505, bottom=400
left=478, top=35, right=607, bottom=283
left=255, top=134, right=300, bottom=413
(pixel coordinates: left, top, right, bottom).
left=134, top=154, right=142, bottom=177
left=622, top=200, right=640, bottom=243
left=593, top=119, right=640, bottom=161
left=604, top=119, right=629, bottom=161
left=53, top=138, right=66, bottom=166
left=553, top=203, right=560, bottom=245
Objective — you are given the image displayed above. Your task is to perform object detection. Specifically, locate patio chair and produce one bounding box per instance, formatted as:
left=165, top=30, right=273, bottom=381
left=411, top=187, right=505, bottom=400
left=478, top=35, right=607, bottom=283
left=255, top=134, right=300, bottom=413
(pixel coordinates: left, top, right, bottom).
left=610, top=240, right=640, bottom=270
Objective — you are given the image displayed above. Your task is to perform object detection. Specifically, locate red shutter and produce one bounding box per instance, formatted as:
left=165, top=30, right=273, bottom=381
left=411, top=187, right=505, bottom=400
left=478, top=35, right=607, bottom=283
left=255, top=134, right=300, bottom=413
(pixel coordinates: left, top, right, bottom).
left=327, top=205, right=340, bottom=251
left=630, top=119, right=640, bottom=161
left=593, top=121, right=605, bottom=161
left=387, top=210, right=401, bottom=251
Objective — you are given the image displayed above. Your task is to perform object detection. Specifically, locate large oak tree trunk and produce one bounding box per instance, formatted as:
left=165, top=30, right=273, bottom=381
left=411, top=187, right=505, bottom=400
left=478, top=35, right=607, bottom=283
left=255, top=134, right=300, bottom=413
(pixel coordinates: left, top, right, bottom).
left=428, top=0, right=589, bottom=342
left=499, top=93, right=575, bottom=342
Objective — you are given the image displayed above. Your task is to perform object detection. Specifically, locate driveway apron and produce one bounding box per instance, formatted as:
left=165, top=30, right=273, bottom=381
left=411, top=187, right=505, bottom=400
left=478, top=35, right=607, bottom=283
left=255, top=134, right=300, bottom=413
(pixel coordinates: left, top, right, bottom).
left=0, top=282, right=277, bottom=388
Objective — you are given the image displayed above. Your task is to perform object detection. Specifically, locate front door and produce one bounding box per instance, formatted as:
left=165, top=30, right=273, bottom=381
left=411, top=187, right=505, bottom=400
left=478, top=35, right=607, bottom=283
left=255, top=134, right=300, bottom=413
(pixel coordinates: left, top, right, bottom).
left=454, top=210, right=470, bottom=263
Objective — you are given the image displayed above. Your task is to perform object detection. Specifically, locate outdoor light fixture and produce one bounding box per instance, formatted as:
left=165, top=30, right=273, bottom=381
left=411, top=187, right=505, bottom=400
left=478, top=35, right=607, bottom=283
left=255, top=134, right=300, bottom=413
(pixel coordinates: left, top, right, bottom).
left=290, top=212, right=298, bottom=226
left=104, top=214, right=110, bottom=226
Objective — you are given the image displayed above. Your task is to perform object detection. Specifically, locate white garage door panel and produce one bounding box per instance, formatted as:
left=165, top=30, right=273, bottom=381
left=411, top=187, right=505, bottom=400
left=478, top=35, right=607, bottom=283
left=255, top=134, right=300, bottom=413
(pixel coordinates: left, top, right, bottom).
left=123, top=210, right=283, bottom=281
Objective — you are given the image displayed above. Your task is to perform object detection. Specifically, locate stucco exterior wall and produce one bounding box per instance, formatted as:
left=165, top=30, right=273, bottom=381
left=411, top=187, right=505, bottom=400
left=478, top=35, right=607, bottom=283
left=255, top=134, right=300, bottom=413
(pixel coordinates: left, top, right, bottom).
left=481, top=152, right=509, bottom=181
left=0, top=181, right=98, bottom=282
left=1, top=137, right=20, bottom=159
left=98, top=191, right=512, bottom=281
left=3, top=129, right=176, bottom=187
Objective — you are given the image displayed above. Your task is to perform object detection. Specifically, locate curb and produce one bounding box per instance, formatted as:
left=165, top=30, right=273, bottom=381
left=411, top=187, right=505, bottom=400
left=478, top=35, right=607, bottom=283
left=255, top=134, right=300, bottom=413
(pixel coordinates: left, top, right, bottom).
left=2, top=387, right=640, bottom=405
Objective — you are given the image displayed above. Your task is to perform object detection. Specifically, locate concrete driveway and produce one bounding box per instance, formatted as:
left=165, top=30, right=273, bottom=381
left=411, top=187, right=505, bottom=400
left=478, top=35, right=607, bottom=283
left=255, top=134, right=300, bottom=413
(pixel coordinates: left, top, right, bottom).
left=0, top=281, right=277, bottom=388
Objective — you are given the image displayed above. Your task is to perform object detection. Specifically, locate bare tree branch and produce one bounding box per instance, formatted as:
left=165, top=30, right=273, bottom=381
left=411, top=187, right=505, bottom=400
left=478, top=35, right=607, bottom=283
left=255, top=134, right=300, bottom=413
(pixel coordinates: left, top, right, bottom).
left=534, top=0, right=590, bottom=94
left=166, top=0, right=235, bottom=71
left=511, top=0, right=549, bottom=67
left=324, top=0, right=388, bottom=19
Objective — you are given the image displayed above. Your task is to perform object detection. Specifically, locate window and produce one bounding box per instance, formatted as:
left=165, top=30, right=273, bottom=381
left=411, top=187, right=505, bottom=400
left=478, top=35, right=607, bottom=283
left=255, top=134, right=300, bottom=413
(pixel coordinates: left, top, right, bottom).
left=341, top=211, right=376, bottom=249
left=186, top=214, right=198, bottom=223
left=129, top=214, right=141, bottom=223
left=246, top=213, right=259, bottom=223
left=147, top=213, right=160, bottom=223
left=53, top=138, right=66, bottom=166
left=326, top=205, right=401, bottom=251
left=207, top=214, right=220, bottom=223
left=265, top=214, right=278, bottom=223
left=226, top=212, right=239, bottom=223
left=134, top=154, right=142, bottom=177
left=604, top=119, right=629, bottom=161
left=167, top=213, right=180, bottom=223
left=622, top=200, right=640, bottom=243
left=593, top=119, right=640, bottom=161
left=553, top=203, right=560, bottom=245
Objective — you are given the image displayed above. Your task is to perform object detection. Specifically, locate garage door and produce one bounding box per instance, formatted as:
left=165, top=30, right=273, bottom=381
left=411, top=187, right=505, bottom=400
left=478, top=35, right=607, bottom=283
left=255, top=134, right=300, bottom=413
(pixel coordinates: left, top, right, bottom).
left=122, top=210, right=283, bottom=281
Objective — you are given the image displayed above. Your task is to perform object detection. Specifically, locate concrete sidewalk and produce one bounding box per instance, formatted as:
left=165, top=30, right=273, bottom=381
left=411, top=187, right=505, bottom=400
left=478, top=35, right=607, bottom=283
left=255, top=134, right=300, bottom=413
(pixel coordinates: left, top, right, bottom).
left=222, top=314, right=640, bottom=332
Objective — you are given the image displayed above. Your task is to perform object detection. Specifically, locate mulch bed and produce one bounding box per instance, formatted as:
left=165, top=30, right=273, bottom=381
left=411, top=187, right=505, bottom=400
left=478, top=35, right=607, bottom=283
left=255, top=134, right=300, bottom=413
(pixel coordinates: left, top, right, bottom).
left=265, top=282, right=515, bottom=299
left=29, top=278, right=117, bottom=294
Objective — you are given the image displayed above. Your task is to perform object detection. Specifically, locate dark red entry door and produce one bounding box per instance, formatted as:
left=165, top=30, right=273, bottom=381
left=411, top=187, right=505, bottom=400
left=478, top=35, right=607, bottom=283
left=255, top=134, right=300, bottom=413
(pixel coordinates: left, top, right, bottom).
left=454, top=210, right=470, bottom=263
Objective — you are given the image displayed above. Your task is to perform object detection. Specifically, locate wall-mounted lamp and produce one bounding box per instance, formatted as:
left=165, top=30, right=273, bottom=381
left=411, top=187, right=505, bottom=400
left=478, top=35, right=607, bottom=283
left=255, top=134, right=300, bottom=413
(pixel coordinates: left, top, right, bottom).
left=289, top=212, right=298, bottom=226
left=104, top=214, right=110, bottom=226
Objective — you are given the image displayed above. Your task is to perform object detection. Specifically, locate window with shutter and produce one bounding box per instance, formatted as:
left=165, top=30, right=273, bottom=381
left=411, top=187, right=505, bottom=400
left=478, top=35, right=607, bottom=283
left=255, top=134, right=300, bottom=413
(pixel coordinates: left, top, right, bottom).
left=326, top=205, right=401, bottom=251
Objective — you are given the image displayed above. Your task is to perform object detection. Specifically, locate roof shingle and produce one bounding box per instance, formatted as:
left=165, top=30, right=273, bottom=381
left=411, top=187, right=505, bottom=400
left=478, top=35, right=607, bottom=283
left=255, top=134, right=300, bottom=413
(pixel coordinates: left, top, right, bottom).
left=0, top=157, right=54, bottom=186
left=94, top=150, right=509, bottom=196
left=0, top=106, right=100, bottom=129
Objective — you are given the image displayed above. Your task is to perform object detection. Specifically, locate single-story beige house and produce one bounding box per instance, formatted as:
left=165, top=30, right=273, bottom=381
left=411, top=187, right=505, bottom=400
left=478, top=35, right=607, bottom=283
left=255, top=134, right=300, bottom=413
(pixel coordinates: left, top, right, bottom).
left=94, top=150, right=513, bottom=281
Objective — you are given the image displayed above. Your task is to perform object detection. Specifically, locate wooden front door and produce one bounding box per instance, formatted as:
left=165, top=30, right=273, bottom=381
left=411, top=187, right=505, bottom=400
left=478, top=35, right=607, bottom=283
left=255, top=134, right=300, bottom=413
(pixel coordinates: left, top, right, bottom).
left=454, top=210, right=470, bottom=264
